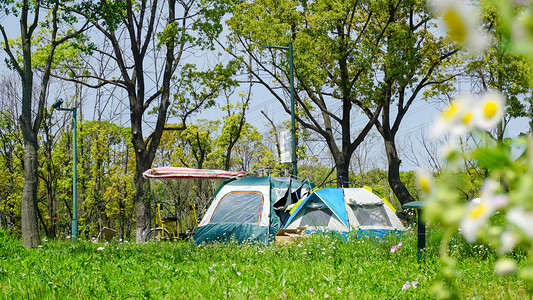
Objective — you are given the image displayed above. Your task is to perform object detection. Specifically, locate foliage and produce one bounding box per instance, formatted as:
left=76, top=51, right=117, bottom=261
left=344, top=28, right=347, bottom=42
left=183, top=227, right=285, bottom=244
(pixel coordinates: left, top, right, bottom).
left=465, top=0, right=533, bottom=139
left=226, top=0, right=459, bottom=191
left=420, top=1, right=533, bottom=297
left=0, top=111, right=23, bottom=234
left=0, top=229, right=528, bottom=298
left=76, top=120, right=135, bottom=239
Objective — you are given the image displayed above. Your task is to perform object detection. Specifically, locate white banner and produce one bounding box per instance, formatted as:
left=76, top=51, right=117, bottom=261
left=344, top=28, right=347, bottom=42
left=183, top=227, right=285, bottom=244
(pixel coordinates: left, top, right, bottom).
left=280, top=130, right=291, bottom=163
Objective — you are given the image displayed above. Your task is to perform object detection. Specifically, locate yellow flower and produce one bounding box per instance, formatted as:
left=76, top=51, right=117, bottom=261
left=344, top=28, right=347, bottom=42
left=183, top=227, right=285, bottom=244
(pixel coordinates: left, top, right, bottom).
left=432, top=94, right=475, bottom=138
left=416, top=168, right=433, bottom=195
left=474, top=91, right=505, bottom=130
left=431, top=0, right=488, bottom=51
left=443, top=9, right=467, bottom=43
left=460, top=180, right=508, bottom=243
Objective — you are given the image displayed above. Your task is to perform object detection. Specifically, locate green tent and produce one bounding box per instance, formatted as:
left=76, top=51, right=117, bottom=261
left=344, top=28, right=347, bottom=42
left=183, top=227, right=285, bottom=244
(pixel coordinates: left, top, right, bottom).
left=193, top=177, right=314, bottom=245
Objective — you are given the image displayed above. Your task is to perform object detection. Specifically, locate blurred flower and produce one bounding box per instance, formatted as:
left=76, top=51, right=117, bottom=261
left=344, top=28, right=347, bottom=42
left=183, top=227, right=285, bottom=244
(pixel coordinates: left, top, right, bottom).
left=416, top=169, right=434, bottom=195
left=97, top=247, right=105, bottom=251
left=402, top=280, right=419, bottom=290
left=508, top=207, right=533, bottom=239
left=236, top=271, right=241, bottom=276
left=430, top=0, right=488, bottom=51
left=460, top=180, right=508, bottom=242
left=209, top=276, right=215, bottom=280
left=335, top=286, right=341, bottom=292
left=280, top=291, right=286, bottom=297
left=309, top=288, right=314, bottom=293
left=432, top=94, right=475, bottom=139
left=474, top=91, right=505, bottom=130
left=499, top=231, right=518, bottom=254
left=494, top=258, right=517, bottom=276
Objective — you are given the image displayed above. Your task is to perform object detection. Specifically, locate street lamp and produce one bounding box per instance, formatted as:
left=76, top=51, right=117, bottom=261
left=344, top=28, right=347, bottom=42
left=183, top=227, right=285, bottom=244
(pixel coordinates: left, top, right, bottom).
left=51, top=98, right=78, bottom=241
left=261, top=41, right=297, bottom=178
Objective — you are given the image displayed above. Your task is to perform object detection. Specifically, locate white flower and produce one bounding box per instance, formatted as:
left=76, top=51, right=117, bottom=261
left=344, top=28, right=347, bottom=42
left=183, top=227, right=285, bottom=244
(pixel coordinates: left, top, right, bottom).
left=499, top=231, right=518, bottom=254
left=97, top=247, right=105, bottom=251
left=474, top=91, right=505, bottom=130
left=430, top=0, right=489, bottom=51
left=460, top=180, right=508, bottom=242
left=432, top=94, right=475, bottom=139
left=508, top=207, right=533, bottom=239
left=494, top=258, right=517, bottom=276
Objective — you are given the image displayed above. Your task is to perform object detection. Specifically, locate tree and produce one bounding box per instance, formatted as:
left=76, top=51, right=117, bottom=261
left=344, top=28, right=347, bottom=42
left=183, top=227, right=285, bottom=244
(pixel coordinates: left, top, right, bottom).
left=0, top=110, right=24, bottom=232
left=366, top=1, right=460, bottom=204
left=227, top=0, right=459, bottom=199
left=214, top=90, right=251, bottom=171
left=227, top=0, right=385, bottom=187
left=0, top=0, right=88, bottom=247
left=75, top=120, right=134, bottom=238
left=66, top=0, right=236, bottom=242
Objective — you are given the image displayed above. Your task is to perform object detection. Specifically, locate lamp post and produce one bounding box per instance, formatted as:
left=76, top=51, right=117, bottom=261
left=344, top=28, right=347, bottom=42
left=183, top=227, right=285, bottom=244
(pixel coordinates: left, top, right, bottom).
left=261, top=41, right=297, bottom=178
left=402, top=201, right=426, bottom=264
left=52, top=98, right=78, bottom=241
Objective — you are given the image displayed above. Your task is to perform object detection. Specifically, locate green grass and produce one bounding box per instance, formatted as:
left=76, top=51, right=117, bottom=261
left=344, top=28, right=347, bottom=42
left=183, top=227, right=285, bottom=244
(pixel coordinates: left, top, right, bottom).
left=0, top=228, right=529, bottom=299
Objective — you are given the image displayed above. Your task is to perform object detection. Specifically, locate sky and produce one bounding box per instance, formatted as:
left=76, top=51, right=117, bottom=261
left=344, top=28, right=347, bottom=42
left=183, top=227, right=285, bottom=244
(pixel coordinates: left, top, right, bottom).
left=0, top=6, right=530, bottom=174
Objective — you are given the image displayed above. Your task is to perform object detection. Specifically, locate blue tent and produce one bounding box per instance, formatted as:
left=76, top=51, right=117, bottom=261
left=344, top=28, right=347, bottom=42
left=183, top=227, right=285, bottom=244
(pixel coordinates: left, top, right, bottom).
left=284, top=187, right=405, bottom=238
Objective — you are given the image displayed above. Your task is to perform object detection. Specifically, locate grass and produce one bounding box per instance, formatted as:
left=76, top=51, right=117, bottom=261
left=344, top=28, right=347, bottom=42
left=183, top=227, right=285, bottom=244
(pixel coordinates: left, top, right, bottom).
left=0, top=227, right=529, bottom=299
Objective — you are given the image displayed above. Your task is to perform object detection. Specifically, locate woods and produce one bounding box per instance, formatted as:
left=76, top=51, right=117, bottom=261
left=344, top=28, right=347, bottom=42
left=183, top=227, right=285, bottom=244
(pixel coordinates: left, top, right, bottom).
left=0, top=0, right=530, bottom=244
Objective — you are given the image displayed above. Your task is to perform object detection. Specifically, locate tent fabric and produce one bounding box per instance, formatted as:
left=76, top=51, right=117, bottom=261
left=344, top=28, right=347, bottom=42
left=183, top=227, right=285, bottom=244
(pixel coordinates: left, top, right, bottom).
left=193, top=177, right=314, bottom=245
left=285, top=188, right=348, bottom=229
left=142, top=167, right=245, bottom=180
left=273, top=179, right=310, bottom=227
left=344, top=188, right=383, bottom=206
left=193, top=223, right=268, bottom=244
left=284, top=187, right=405, bottom=237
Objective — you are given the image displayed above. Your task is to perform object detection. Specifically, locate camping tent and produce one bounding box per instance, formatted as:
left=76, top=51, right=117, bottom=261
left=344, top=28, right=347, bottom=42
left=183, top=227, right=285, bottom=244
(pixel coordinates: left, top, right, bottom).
left=284, top=187, right=405, bottom=238
left=193, top=177, right=313, bottom=245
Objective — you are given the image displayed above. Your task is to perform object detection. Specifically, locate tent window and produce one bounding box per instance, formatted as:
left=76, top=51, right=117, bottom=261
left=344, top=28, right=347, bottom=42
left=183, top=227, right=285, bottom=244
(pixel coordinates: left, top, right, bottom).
left=209, top=191, right=263, bottom=225
left=354, top=205, right=391, bottom=226
left=300, top=206, right=333, bottom=227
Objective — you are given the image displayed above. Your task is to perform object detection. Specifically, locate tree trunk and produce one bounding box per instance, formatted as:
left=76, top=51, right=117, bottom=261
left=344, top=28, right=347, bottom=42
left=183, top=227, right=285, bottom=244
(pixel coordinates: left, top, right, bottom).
left=20, top=135, right=41, bottom=247
left=332, top=153, right=351, bottom=188
left=384, top=137, right=415, bottom=205
left=134, top=165, right=151, bottom=243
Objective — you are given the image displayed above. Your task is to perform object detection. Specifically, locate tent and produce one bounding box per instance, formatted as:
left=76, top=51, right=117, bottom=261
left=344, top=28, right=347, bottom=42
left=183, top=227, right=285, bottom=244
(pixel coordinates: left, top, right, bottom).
left=284, top=187, right=405, bottom=238
left=193, top=177, right=314, bottom=245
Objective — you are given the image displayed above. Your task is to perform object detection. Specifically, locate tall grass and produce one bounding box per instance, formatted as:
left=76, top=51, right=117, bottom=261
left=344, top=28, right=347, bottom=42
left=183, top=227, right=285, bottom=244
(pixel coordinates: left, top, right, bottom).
left=0, top=227, right=528, bottom=299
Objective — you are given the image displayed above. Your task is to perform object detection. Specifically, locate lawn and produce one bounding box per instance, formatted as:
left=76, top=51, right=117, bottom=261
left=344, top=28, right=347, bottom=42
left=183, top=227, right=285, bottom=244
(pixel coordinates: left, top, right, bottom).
left=0, top=228, right=528, bottom=299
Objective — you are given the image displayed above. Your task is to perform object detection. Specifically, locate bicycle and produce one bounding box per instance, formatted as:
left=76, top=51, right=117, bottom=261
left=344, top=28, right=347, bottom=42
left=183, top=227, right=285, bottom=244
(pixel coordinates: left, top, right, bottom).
left=146, top=202, right=181, bottom=241
left=146, top=201, right=198, bottom=241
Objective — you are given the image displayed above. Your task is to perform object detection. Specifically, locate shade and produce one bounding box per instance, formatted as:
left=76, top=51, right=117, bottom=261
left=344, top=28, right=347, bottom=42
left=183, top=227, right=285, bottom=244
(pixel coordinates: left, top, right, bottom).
left=142, top=167, right=245, bottom=180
